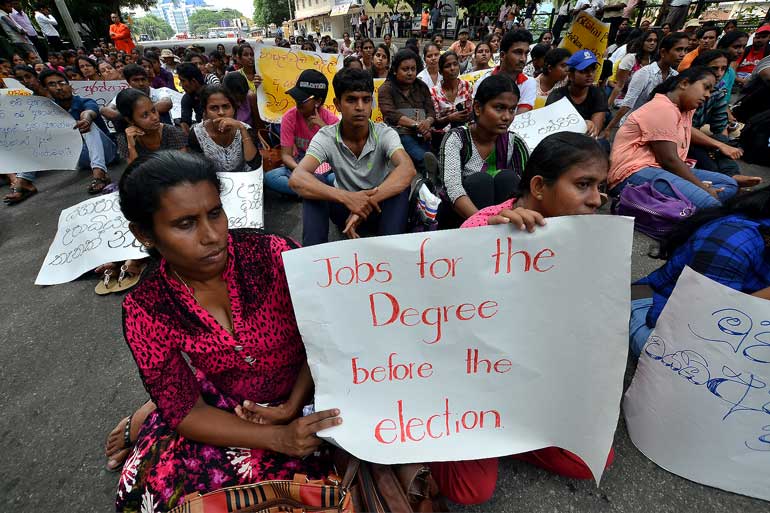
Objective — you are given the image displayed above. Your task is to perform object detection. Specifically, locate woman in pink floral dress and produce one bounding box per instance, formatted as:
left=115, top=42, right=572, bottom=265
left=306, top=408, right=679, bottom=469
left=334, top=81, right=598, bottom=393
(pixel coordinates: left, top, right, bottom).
left=111, top=150, right=341, bottom=512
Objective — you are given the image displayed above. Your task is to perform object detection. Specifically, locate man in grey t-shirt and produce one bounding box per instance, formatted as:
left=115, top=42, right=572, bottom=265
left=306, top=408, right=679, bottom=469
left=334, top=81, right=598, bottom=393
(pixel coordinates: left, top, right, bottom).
left=289, top=68, right=416, bottom=246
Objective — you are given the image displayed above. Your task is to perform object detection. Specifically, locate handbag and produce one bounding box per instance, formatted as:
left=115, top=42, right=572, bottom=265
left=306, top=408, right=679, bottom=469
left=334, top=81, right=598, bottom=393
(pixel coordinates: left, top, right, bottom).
left=168, top=450, right=446, bottom=513
left=257, top=128, right=283, bottom=171
left=614, top=177, right=696, bottom=240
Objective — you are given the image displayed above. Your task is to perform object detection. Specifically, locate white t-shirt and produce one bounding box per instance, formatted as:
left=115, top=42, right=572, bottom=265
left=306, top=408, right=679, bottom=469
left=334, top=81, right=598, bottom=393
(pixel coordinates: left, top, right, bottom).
left=34, top=11, right=59, bottom=37
left=618, top=52, right=637, bottom=72
left=417, top=68, right=442, bottom=90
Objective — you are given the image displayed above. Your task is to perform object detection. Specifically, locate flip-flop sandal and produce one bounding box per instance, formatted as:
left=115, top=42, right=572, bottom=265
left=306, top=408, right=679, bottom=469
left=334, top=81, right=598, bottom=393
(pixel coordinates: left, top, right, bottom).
left=3, top=186, right=37, bottom=205
left=106, top=413, right=134, bottom=473
left=94, top=269, right=118, bottom=295
left=87, top=177, right=111, bottom=195
left=112, top=263, right=145, bottom=293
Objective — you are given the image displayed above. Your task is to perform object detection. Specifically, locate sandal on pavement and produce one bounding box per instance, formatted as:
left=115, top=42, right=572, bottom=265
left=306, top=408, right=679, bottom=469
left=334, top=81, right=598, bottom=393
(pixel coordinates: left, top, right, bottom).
left=87, top=176, right=111, bottom=195
left=112, top=263, right=145, bottom=293
left=94, top=269, right=118, bottom=295
left=4, top=186, right=37, bottom=205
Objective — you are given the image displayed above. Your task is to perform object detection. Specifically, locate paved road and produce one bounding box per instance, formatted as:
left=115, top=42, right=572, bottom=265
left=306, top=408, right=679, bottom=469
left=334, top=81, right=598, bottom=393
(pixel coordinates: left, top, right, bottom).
left=1, top=160, right=769, bottom=511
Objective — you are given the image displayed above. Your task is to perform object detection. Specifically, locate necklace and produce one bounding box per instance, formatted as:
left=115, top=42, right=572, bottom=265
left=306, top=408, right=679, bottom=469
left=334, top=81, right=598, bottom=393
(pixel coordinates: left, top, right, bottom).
left=173, top=270, right=235, bottom=335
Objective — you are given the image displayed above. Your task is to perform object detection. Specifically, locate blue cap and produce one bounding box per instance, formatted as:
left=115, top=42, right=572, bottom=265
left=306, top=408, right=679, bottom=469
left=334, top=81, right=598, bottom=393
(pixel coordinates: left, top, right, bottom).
left=566, top=50, right=598, bottom=70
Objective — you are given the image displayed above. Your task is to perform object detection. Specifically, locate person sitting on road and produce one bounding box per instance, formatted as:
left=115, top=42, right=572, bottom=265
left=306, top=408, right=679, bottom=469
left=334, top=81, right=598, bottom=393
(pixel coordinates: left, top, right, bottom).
left=474, top=30, right=537, bottom=114
left=378, top=49, right=436, bottom=176
left=12, top=64, right=47, bottom=96
left=265, top=70, right=338, bottom=198
left=687, top=50, right=761, bottom=185
left=288, top=68, right=416, bottom=246
left=5, top=69, right=118, bottom=204
left=188, top=85, right=260, bottom=173
left=432, top=132, right=615, bottom=506
left=678, top=25, right=719, bottom=71
left=438, top=74, right=529, bottom=227
left=177, top=62, right=205, bottom=134
left=146, top=50, right=177, bottom=91
left=608, top=66, right=738, bottom=209
left=101, top=63, right=174, bottom=126
left=115, top=88, right=187, bottom=164
left=534, top=47, right=570, bottom=109
left=107, top=151, right=342, bottom=511
left=546, top=50, right=610, bottom=150
left=630, top=185, right=770, bottom=357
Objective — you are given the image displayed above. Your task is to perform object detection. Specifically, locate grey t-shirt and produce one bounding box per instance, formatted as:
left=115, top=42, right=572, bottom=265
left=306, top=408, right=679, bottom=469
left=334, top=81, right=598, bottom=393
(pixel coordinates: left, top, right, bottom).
left=306, top=121, right=404, bottom=191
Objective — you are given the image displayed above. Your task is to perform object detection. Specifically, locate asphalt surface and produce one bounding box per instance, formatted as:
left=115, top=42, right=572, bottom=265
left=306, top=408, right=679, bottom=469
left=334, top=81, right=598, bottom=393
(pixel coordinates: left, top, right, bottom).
left=1, top=159, right=769, bottom=512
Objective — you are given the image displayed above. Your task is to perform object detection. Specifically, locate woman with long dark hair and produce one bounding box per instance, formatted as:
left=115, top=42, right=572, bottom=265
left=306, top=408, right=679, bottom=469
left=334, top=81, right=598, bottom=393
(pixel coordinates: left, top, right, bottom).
left=630, top=185, right=770, bottom=356
left=608, top=30, right=659, bottom=107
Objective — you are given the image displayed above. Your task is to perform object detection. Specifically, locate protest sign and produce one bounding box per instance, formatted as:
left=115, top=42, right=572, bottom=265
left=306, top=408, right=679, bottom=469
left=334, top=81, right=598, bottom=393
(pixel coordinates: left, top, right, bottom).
left=283, top=216, right=634, bottom=481
left=35, top=192, right=146, bottom=286
left=156, top=87, right=184, bottom=120
left=460, top=69, right=490, bottom=90
left=624, top=267, right=770, bottom=501
left=218, top=169, right=264, bottom=230
left=371, top=78, right=385, bottom=123
left=36, top=171, right=264, bottom=285
left=509, top=97, right=587, bottom=151
left=70, top=80, right=129, bottom=108
left=254, top=45, right=341, bottom=123
left=0, top=95, right=83, bottom=174
left=559, top=12, right=610, bottom=78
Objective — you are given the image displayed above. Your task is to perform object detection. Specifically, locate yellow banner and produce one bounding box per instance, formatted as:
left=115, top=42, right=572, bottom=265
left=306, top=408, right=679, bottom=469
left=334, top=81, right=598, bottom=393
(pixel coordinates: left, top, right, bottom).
left=255, top=45, right=341, bottom=123
left=254, top=46, right=490, bottom=125
left=559, top=12, right=610, bottom=76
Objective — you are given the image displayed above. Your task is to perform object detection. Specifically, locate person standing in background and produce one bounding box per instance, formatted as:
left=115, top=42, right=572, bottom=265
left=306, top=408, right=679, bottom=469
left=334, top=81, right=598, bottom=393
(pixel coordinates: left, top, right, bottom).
left=375, top=14, right=384, bottom=38
left=10, top=1, right=45, bottom=61
left=351, top=11, right=360, bottom=37
left=34, top=5, right=61, bottom=51
left=0, top=0, right=37, bottom=62
left=665, top=0, right=690, bottom=31
left=109, top=12, right=135, bottom=53
left=602, top=0, right=627, bottom=44
left=431, top=3, right=442, bottom=35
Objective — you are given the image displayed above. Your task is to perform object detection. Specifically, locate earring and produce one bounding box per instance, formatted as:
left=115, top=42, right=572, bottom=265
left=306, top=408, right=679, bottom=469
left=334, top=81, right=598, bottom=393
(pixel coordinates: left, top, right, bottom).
left=536, top=195, right=543, bottom=200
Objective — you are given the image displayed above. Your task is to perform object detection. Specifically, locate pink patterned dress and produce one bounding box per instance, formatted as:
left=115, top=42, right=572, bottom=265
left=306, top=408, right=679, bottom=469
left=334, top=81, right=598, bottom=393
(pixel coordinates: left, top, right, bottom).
left=116, top=230, right=327, bottom=512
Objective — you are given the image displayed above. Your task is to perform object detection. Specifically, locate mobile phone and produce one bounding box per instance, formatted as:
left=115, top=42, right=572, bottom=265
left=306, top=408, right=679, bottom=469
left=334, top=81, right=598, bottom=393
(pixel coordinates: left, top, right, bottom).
left=456, top=103, right=465, bottom=112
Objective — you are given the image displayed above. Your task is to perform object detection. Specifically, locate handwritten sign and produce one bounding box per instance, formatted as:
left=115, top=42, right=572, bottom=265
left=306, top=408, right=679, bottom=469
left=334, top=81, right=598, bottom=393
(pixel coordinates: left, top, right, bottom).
left=0, top=95, right=83, bottom=174
left=559, top=12, right=610, bottom=80
left=219, top=169, right=264, bottom=230
left=34, top=192, right=146, bottom=285
left=254, top=45, right=341, bottom=123
left=283, top=216, right=634, bottom=481
left=70, top=80, right=130, bottom=108
left=624, top=267, right=770, bottom=501
left=509, top=97, right=587, bottom=151
left=36, top=171, right=264, bottom=285
left=156, top=87, right=184, bottom=120
left=459, top=69, right=489, bottom=90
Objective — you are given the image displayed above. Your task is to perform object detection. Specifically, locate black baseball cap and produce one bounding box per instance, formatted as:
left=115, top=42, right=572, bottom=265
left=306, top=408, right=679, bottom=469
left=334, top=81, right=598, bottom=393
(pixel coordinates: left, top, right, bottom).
left=287, top=69, right=329, bottom=103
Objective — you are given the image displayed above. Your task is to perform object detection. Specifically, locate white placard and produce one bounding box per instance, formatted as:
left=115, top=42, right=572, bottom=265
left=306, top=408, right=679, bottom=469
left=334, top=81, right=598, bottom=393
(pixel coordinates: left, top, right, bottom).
left=0, top=77, right=32, bottom=95
left=219, top=169, right=264, bottom=230
left=624, top=267, right=770, bottom=501
left=36, top=170, right=264, bottom=285
left=283, top=216, right=634, bottom=482
left=509, top=97, right=587, bottom=151
left=156, top=87, right=184, bottom=120
left=70, top=80, right=130, bottom=108
left=0, top=95, right=83, bottom=174
left=35, top=192, right=146, bottom=285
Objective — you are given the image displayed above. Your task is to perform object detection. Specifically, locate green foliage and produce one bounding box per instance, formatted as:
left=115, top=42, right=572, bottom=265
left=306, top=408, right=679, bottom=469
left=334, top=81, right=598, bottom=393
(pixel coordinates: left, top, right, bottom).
left=132, top=14, right=174, bottom=39
left=253, top=0, right=290, bottom=26
left=187, top=8, right=244, bottom=35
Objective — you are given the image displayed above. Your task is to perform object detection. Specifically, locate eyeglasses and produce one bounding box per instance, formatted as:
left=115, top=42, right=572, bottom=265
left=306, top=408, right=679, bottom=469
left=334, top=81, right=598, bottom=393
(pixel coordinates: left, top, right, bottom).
left=46, top=80, right=69, bottom=88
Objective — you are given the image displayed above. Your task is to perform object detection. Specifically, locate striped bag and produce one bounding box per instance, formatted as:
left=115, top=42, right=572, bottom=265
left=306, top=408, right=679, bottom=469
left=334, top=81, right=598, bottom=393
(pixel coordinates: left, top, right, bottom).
left=168, top=474, right=353, bottom=513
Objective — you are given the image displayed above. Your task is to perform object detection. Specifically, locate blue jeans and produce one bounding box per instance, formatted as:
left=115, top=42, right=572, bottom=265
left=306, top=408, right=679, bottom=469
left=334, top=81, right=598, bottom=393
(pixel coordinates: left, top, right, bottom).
left=264, top=167, right=335, bottom=197
left=611, top=166, right=738, bottom=209
left=399, top=134, right=430, bottom=176
left=629, top=297, right=654, bottom=358
left=17, top=124, right=117, bottom=182
left=302, top=187, right=410, bottom=246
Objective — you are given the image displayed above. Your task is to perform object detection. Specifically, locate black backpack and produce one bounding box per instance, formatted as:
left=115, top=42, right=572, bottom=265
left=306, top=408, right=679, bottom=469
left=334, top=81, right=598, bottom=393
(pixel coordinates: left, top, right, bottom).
left=739, top=110, right=770, bottom=167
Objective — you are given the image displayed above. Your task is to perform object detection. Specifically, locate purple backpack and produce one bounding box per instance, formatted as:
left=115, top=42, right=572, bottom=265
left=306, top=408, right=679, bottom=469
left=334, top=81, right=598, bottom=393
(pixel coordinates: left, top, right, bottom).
left=615, top=178, right=696, bottom=240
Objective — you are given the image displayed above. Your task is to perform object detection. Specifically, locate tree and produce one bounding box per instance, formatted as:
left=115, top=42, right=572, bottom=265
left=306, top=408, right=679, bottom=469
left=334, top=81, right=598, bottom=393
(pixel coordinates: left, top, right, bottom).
left=187, top=8, right=244, bottom=36
left=253, top=0, right=290, bottom=26
left=132, top=14, right=174, bottom=40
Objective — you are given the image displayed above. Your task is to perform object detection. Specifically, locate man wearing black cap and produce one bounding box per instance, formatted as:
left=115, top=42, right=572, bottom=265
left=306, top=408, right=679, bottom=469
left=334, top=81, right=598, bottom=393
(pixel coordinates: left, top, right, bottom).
left=264, top=70, right=340, bottom=198
left=449, top=28, right=476, bottom=67
left=289, top=68, right=416, bottom=245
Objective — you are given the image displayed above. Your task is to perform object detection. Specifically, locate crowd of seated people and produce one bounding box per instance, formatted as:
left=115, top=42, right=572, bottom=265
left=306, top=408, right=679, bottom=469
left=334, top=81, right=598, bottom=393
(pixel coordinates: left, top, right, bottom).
left=1, top=14, right=769, bottom=511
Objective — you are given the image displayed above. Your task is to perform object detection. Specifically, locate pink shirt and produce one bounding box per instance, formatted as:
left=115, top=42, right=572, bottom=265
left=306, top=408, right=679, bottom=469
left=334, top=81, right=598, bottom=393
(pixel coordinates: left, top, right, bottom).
left=461, top=198, right=517, bottom=228
left=280, top=106, right=338, bottom=174
left=608, top=93, right=693, bottom=189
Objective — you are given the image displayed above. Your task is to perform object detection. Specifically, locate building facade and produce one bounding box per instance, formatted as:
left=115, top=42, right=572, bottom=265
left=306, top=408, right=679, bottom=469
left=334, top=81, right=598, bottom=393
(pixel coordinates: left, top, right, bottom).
left=149, top=0, right=209, bottom=35
left=292, top=0, right=416, bottom=39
